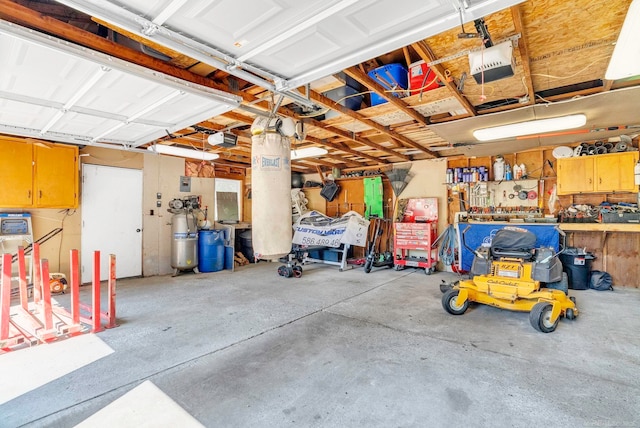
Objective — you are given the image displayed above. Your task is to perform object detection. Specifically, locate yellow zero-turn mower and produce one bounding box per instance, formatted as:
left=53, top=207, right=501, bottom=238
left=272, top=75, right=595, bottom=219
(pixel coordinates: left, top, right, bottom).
left=441, top=226, right=577, bottom=333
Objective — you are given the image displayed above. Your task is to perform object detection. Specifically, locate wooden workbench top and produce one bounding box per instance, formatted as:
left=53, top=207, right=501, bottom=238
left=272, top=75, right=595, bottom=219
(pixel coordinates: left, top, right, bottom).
left=558, top=223, right=640, bottom=232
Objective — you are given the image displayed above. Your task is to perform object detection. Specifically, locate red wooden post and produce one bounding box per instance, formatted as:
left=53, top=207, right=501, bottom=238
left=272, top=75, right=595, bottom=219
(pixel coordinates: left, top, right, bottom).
left=40, top=259, right=54, bottom=333
left=17, top=247, right=28, bottom=311
left=106, top=254, right=117, bottom=328
left=1, top=253, right=12, bottom=341
left=92, top=251, right=103, bottom=333
left=70, top=249, right=80, bottom=326
left=32, top=243, right=41, bottom=303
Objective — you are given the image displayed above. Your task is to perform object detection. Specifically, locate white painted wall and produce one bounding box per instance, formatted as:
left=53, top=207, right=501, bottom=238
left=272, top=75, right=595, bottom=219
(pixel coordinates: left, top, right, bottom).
left=141, top=154, right=216, bottom=276
left=397, top=158, right=449, bottom=234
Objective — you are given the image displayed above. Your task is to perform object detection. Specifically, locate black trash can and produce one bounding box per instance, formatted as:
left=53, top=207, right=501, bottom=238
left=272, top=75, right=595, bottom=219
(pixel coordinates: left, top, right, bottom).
left=239, top=230, right=254, bottom=262
left=559, top=248, right=595, bottom=290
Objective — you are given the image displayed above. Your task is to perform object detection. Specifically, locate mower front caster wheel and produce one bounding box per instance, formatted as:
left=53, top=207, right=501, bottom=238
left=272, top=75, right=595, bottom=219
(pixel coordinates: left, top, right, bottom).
left=529, top=302, right=559, bottom=333
left=565, top=308, right=576, bottom=320
left=442, top=289, right=469, bottom=315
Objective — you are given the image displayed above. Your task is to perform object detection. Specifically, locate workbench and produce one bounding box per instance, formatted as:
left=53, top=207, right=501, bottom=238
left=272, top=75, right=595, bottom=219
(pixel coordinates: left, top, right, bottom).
left=455, top=222, right=561, bottom=272
left=558, top=223, right=640, bottom=277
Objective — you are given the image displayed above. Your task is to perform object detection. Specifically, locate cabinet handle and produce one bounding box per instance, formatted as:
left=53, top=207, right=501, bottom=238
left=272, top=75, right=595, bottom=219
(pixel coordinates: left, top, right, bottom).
left=599, top=177, right=602, bottom=184
left=588, top=178, right=592, bottom=184
left=39, top=190, right=42, bottom=198
left=28, top=190, right=31, bottom=198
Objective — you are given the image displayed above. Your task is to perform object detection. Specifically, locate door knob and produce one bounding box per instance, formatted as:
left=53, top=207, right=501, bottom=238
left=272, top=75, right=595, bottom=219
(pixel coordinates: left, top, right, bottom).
left=136, top=228, right=142, bottom=232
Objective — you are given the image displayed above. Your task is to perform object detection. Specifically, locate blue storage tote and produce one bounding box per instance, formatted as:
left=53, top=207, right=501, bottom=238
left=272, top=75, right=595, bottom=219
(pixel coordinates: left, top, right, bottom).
left=322, top=85, right=363, bottom=119
left=367, top=63, right=408, bottom=106
left=198, top=230, right=225, bottom=272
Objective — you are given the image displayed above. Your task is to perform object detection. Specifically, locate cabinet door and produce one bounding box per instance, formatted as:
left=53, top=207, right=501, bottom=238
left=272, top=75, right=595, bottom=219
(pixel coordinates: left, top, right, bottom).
left=34, top=144, right=79, bottom=208
left=0, top=138, right=33, bottom=207
left=595, top=152, right=639, bottom=193
left=556, top=157, right=594, bottom=195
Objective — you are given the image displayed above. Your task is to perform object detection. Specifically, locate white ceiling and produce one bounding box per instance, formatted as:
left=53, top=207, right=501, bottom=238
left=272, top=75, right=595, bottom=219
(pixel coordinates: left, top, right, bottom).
left=0, top=20, right=241, bottom=149
left=55, top=0, right=525, bottom=91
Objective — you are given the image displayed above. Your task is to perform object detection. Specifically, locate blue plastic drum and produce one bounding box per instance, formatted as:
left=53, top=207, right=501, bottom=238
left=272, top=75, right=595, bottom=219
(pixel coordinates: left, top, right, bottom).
left=198, top=230, right=225, bottom=272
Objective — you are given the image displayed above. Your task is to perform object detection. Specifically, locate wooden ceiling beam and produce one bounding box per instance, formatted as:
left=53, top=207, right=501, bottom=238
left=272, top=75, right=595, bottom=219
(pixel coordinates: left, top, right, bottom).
left=323, top=154, right=367, bottom=168
left=342, top=66, right=431, bottom=126
left=510, top=5, right=535, bottom=106
left=305, top=135, right=389, bottom=164
left=411, top=40, right=477, bottom=117
left=307, top=89, right=437, bottom=158
left=304, top=116, right=411, bottom=161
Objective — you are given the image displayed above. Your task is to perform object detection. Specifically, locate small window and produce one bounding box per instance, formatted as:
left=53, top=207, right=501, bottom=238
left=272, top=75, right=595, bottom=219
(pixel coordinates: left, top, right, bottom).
left=214, top=178, right=242, bottom=222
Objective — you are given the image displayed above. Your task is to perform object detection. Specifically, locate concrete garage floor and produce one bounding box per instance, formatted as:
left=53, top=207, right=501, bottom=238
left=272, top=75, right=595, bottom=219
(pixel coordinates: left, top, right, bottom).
left=2, top=262, right=640, bottom=427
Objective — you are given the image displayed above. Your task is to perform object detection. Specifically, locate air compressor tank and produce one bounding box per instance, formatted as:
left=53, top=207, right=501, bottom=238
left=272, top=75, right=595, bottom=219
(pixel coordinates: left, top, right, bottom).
left=171, top=212, right=199, bottom=275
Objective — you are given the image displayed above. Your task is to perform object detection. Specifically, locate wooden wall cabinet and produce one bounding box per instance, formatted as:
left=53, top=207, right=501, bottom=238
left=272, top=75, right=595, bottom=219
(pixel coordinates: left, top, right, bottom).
left=557, top=152, right=638, bottom=195
left=0, top=137, right=78, bottom=208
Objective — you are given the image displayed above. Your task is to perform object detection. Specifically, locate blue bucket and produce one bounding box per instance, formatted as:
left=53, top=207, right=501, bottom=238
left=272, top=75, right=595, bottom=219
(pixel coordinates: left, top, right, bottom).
left=198, top=230, right=225, bottom=272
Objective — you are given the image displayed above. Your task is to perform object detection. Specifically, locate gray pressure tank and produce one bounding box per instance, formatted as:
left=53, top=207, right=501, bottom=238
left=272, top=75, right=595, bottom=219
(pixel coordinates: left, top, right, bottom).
left=171, top=212, right=199, bottom=274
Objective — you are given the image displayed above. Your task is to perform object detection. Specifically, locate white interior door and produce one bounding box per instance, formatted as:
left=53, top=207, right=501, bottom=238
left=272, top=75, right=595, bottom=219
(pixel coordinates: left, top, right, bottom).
left=81, top=164, right=143, bottom=283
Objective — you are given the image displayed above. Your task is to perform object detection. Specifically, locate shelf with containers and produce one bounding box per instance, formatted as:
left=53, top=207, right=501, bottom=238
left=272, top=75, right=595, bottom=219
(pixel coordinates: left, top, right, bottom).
left=445, top=149, right=555, bottom=224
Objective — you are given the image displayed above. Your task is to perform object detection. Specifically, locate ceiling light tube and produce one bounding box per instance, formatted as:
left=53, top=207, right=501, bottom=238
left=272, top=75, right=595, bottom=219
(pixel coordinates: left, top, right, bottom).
left=147, top=144, right=219, bottom=160
left=291, top=147, right=328, bottom=160
left=473, top=114, right=587, bottom=141
left=605, top=0, right=640, bottom=80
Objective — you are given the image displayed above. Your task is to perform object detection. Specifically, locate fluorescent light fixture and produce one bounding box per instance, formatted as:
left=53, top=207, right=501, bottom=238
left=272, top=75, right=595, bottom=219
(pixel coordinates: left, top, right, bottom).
left=606, top=0, right=640, bottom=80
left=147, top=144, right=219, bottom=160
left=473, top=114, right=587, bottom=141
left=291, top=147, right=328, bottom=160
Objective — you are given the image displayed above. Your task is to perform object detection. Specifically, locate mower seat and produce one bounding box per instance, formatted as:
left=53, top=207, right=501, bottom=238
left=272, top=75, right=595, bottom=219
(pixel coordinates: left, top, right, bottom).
left=489, top=228, right=537, bottom=261
left=491, top=248, right=535, bottom=261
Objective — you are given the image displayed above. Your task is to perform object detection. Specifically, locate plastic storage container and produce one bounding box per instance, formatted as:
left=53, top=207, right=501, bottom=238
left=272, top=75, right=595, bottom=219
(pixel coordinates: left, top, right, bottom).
left=367, top=63, right=408, bottom=106
left=198, top=230, right=225, bottom=272
left=409, top=60, right=440, bottom=95
left=239, top=230, right=254, bottom=262
left=322, top=85, right=363, bottom=119
left=559, top=248, right=595, bottom=290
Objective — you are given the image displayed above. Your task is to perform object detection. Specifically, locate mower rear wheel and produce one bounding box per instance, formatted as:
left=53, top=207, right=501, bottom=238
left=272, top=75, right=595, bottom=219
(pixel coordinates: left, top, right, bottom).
left=442, top=289, right=469, bottom=315
left=530, top=302, right=559, bottom=333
